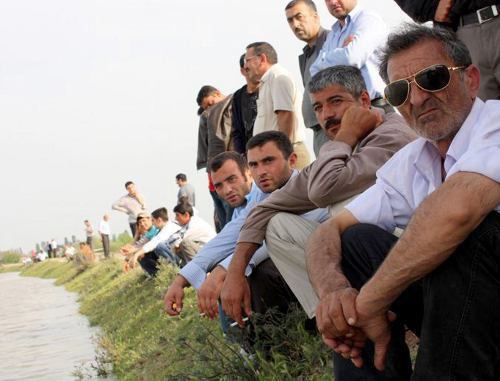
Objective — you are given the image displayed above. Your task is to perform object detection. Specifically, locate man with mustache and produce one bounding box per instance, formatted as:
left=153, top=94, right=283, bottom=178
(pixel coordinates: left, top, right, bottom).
left=220, top=65, right=416, bottom=325
left=306, top=24, right=500, bottom=380
left=285, top=0, right=330, bottom=156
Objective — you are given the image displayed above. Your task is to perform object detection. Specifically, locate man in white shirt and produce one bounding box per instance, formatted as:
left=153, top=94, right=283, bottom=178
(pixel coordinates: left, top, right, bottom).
left=245, top=41, right=310, bottom=169
left=128, top=207, right=182, bottom=276
left=172, top=203, right=216, bottom=266
left=306, top=24, right=500, bottom=380
left=98, top=214, right=111, bottom=258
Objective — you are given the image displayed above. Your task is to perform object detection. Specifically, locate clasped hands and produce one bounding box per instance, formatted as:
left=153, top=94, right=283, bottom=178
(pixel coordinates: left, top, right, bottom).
left=316, top=287, right=395, bottom=371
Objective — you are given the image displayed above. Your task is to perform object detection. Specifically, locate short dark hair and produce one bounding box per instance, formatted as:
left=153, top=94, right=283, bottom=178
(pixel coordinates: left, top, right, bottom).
left=151, top=207, right=168, bottom=221
left=176, top=173, right=187, bottom=182
left=124, top=181, right=134, bottom=188
left=196, top=85, right=219, bottom=115
left=239, top=54, right=245, bottom=69
left=209, top=151, right=248, bottom=178
left=379, top=23, right=472, bottom=84
left=246, top=42, right=278, bottom=64
left=285, top=0, right=317, bottom=12
left=309, top=65, right=366, bottom=98
left=246, top=131, right=293, bottom=159
left=173, top=202, right=193, bottom=217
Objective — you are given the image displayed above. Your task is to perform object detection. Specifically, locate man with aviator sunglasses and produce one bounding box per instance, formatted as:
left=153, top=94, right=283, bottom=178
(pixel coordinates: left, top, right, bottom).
left=306, top=23, right=500, bottom=380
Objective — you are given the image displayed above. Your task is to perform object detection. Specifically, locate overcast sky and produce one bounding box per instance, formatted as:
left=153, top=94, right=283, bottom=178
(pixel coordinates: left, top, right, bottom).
left=0, top=0, right=410, bottom=252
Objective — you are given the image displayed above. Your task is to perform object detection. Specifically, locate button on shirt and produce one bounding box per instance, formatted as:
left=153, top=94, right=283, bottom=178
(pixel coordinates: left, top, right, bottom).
left=253, top=64, right=306, bottom=144
left=179, top=182, right=268, bottom=289
left=310, top=5, right=388, bottom=100
left=345, top=99, right=500, bottom=232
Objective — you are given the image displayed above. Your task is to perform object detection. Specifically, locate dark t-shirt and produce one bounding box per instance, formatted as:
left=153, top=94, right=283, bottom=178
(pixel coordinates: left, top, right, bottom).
left=232, top=85, right=258, bottom=154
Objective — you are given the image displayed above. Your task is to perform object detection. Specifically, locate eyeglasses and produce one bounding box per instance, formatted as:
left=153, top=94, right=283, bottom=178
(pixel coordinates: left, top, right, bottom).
left=384, top=64, right=466, bottom=107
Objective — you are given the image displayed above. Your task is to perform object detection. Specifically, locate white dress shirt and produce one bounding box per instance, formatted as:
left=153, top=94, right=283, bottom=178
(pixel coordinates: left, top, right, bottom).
left=346, top=99, right=500, bottom=231
left=142, top=221, right=182, bottom=254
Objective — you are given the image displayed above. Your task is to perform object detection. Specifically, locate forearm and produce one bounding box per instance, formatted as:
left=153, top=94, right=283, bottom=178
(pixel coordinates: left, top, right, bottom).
left=226, top=242, right=260, bottom=277
left=173, top=274, right=190, bottom=288
left=275, top=110, right=294, bottom=140
left=306, top=212, right=358, bottom=298
left=358, top=172, right=500, bottom=315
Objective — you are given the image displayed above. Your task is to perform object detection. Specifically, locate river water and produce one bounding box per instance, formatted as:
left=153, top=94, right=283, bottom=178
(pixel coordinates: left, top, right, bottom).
left=0, top=272, right=103, bottom=380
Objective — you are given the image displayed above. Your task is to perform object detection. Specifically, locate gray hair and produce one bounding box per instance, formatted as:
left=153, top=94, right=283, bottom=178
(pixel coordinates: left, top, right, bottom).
left=379, top=23, right=472, bottom=83
left=308, top=65, right=366, bottom=98
left=246, top=42, right=278, bottom=64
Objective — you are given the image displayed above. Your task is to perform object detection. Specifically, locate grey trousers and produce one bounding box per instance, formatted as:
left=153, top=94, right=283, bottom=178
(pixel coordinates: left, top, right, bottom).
left=178, top=237, right=203, bottom=266
left=266, top=213, right=320, bottom=318
left=457, top=15, right=500, bottom=100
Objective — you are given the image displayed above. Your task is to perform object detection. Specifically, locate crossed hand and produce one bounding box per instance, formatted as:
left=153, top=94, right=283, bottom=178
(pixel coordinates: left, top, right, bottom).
left=316, top=287, right=396, bottom=370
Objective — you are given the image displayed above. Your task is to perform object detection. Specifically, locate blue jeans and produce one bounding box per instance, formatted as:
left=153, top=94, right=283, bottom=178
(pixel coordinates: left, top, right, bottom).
left=335, top=213, right=500, bottom=381
left=155, top=242, right=180, bottom=266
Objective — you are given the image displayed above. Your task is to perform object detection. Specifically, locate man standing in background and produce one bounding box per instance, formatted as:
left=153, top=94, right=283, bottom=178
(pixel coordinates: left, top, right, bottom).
left=98, top=214, right=111, bottom=258
left=112, top=181, right=146, bottom=236
left=245, top=41, right=311, bottom=169
left=84, top=220, right=93, bottom=249
left=175, top=173, right=196, bottom=206
left=310, top=0, right=390, bottom=110
left=285, top=0, right=330, bottom=156
left=232, top=54, right=260, bottom=154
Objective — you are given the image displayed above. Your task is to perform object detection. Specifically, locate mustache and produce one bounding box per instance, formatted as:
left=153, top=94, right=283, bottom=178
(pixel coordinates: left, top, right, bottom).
left=412, top=98, right=441, bottom=118
left=324, top=117, right=342, bottom=129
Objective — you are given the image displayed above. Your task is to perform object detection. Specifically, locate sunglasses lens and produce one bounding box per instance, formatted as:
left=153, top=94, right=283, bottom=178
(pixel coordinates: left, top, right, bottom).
left=416, top=65, right=450, bottom=92
left=384, top=80, right=409, bottom=107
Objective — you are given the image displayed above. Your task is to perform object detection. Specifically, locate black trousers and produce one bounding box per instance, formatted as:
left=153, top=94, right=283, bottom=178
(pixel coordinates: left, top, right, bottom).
left=335, top=212, right=500, bottom=381
left=129, top=223, right=137, bottom=237
left=138, top=251, right=160, bottom=277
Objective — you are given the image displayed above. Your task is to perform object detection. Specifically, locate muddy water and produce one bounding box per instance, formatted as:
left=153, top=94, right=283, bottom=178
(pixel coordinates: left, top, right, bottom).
left=0, top=272, right=102, bottom=380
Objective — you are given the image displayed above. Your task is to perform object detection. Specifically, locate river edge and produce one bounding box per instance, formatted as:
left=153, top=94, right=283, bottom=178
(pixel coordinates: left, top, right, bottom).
left=19, top=258, right=333, bottom=380
left=0, top=271, right=106, bottom=381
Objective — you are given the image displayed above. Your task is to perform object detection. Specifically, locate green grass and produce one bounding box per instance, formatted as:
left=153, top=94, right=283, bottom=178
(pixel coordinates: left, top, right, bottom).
left=20, top=258, right=334, bottom=380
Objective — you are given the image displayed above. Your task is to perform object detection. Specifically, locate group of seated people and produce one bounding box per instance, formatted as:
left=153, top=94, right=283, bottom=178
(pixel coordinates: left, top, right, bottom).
left=120, top=201, right=216, bottom=277
left=157, top=24, right=499, bottom=381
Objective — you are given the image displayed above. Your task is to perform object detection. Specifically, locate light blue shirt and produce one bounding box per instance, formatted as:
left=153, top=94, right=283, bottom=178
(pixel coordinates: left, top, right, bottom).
left=346, top=99, right=500, bottom=232
left=179, top=181, right=268, bottom=289
left=309, top=5, right=387, bottom=99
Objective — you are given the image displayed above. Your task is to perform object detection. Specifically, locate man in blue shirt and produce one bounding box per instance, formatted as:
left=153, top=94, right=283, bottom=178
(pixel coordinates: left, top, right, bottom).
left=164, top=132, right=315, bottom=318
left=310, top=0, right=390, bottom=110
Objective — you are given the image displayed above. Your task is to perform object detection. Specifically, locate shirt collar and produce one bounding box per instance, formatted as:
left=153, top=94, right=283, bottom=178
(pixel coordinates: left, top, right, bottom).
left=332, top=4, right=362, bottom=32
left=302, top=27, right=328, bottom=56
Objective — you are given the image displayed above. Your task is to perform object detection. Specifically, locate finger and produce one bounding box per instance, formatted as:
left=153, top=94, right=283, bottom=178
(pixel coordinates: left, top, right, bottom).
left=175, top=292, right=183, bottom=313
left=243, top=284, right=252, bottom=319
left=373, top=339, right=390, bottom=371
left=387, top=310, right=397, bottom=322
left=208, top=296, right=219, bottom=319
left=351, top=355, right=364, bottom=368
left=330, top=302, right=350, bottom=336
left=340, top=292, right=357, bottom=327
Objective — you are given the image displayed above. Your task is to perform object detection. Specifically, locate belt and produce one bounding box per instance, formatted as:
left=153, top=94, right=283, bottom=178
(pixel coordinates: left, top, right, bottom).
left=461, top=5, right=499, bottom=26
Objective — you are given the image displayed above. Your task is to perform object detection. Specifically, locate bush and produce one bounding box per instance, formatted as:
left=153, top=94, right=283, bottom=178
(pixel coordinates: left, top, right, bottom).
left=1, top=252, right=22, bottom=264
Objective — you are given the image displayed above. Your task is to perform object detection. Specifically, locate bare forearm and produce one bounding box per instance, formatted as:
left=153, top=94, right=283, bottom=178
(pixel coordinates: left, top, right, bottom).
left=359, top=172, right=500, bottom=315
left=275, top=110, right=294, bottom=140
left=307, top=211, right=358, bottom=297
left=226, top=242, right=260, bottom=276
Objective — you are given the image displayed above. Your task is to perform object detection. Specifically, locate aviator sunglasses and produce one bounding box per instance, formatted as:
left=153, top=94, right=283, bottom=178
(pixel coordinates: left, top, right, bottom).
left=384, top=64, right=466, bottom=107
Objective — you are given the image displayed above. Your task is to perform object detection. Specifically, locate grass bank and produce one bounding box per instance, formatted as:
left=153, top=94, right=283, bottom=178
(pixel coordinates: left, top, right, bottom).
left=20, top=259, right=333, bottom=380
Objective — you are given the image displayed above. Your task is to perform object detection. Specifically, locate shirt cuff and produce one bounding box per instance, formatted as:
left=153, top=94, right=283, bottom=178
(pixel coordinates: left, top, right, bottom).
left=218, top=255, right=255, bottom=277
left=179, top=262, right=207, bottom=289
